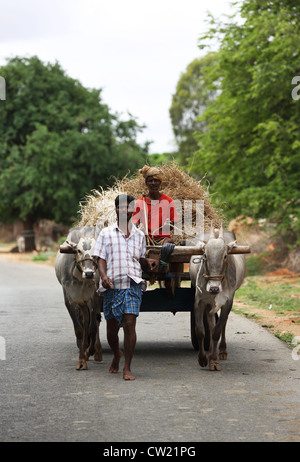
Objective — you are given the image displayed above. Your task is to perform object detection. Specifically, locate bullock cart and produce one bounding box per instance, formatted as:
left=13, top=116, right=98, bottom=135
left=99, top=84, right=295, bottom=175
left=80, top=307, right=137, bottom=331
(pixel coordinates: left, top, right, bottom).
left=142, top=241, right=251, bottom=349
left=59, top=233, right=250, bottom=351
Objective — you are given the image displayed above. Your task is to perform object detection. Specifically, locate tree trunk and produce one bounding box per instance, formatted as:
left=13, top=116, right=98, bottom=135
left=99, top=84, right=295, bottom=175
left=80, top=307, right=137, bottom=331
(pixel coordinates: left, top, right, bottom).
left=22, top=217, right=36, bottom=251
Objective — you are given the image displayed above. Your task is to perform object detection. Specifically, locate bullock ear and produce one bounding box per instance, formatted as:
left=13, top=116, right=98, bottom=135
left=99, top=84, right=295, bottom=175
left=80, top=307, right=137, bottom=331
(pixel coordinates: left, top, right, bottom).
left=195, top=240, right=206, bottom=250
left=66, top=240, right=78, bottom=250
left=227, top=240, right=237, bottom=253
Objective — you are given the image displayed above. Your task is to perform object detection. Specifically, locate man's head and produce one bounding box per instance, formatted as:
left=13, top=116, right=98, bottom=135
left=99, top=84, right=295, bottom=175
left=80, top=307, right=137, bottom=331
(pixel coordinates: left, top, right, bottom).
left=145, top=175, right=161, bottom=194
left=115, top=194, right=135, bottom=224
left=139, top=165, right=162, bottom=194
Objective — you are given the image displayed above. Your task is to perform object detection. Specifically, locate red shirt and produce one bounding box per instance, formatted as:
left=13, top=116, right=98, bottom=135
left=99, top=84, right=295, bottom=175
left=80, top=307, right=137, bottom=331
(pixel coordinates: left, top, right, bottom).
left=132, top=193, right=178, bottom=238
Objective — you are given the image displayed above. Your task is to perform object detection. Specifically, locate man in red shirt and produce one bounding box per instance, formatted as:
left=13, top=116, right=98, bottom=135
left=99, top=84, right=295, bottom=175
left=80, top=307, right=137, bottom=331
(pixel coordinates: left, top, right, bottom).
left=132, top=166, right=182, bottom=294
left=132, top=165, right=178, bottom=243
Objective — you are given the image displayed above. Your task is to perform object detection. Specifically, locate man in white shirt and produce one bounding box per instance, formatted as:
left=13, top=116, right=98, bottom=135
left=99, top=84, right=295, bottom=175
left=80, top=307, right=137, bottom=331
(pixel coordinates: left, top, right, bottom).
left=93, top=194, right=157, bottom=381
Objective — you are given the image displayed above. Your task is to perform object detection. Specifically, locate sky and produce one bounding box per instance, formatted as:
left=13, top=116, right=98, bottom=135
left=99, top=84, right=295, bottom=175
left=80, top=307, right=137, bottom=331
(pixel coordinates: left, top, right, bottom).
left=0, top=0, right=236, bottom=153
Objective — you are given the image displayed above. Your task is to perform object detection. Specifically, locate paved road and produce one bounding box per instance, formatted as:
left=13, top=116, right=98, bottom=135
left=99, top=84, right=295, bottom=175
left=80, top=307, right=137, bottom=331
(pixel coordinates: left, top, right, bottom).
left=0, top=260, right=299, bottom=443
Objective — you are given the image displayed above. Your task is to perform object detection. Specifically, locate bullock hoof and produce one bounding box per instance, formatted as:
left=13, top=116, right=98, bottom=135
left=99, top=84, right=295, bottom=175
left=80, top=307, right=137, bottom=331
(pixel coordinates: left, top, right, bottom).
left=198, top=354, right=208, bottom=368
left=209, top=360, right=221, bottom=371
left=76, top=359, right=88, bottom=370
left=94, top=351, right=103, bottom=362
left=87, top=346, right=95, bottom=357
left=219, top=351, right=228, bottom=360
left=85, top=348, right=95, bottom=361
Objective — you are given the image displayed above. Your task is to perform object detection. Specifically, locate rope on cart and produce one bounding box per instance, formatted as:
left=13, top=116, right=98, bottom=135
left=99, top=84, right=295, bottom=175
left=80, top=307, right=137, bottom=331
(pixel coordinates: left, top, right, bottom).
left=159, top=242, right=175, bottom=271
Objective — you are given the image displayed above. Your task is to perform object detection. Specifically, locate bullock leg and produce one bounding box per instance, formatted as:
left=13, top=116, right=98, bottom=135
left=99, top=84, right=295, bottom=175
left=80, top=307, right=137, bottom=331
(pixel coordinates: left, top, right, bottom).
left=76, top=305, right=90, bottom=370
left=194, top=296, right=208, bottom=368
left=207, top=309, right=221, bottom=371
left=219, top=299, right=233, bottom=361
left=93, top=312, right=103, bottom=362
left=208, top=301, right=232, bottom=371
left=218, top=322, right=228, bottom=361
left=87, top=294, right=103, bottom=362
left=63, top=289, right=84, bottom=350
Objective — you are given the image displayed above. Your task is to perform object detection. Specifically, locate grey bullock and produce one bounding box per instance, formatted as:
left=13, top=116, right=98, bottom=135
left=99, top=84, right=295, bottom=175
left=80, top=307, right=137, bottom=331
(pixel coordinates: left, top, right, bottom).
left=189, top=222, right=246, bottom=371
left=55, top=226, right=102, bottom=370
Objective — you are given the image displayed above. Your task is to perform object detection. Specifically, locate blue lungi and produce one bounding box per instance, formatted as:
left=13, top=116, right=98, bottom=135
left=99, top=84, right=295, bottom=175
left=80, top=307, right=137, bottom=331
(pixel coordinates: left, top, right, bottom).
left=103, top=279, right=142, bottom=327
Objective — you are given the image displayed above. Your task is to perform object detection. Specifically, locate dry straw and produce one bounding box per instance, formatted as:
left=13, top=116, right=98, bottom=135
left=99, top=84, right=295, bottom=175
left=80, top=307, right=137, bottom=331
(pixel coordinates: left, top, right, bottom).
left=77, top=162, right=224, bottom=241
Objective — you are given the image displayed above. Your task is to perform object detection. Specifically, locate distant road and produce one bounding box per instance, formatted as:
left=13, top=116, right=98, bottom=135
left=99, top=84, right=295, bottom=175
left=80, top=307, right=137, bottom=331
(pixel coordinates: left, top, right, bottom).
left=0, top=260, right=299, bottom=442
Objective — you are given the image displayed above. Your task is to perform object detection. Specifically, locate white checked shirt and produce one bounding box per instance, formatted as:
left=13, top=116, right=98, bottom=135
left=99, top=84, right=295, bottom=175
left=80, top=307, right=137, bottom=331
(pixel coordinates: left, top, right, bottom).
left=92, top=222, right=147, bottom=292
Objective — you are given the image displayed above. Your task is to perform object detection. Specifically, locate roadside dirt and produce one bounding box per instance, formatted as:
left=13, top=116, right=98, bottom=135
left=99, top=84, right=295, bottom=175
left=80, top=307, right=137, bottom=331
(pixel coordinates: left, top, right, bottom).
left=234, top=300, right=300, bottom=339
left=0, top=250, right=57, bottom=266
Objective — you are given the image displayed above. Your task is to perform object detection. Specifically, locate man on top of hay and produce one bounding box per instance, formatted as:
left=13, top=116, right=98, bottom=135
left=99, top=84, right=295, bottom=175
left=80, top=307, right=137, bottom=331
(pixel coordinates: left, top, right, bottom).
left=132, top=165, right=183, bottom=295
left=132, top=165, right=179, bottom=244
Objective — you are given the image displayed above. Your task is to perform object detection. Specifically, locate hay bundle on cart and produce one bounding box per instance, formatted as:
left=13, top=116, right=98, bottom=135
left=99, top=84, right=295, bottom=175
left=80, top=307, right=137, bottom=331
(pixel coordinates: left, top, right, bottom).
left=77, top=162, right=224, bottom=242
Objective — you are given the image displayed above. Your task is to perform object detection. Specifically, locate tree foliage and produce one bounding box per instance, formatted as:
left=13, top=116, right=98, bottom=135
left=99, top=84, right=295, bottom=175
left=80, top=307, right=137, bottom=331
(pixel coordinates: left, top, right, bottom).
left=148, top=152, right=177, bottom=165
left=191, top=0, right=300, bottom=238
left=0, top=56, right=148, bottom=233
left=169, top=53, right=217, bottom=165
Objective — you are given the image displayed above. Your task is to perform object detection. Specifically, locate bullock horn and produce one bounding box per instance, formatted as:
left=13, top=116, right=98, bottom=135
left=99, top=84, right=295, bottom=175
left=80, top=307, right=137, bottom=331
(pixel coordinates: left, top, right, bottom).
left=210, top=221, right=215, bottom=239
left=219, top=221, right=224, bottom=239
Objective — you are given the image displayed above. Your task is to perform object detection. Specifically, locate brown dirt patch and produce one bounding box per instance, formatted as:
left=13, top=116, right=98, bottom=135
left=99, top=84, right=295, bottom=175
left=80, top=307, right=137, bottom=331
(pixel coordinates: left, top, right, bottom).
left=265, top=268, right=300, bottom=277
left=233, top=301, right=300, bottom=339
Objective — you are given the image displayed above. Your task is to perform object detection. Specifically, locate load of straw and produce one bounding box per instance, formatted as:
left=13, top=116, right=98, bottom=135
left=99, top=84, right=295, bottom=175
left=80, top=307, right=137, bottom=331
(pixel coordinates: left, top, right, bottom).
left=77, top=162, right=224, bottom=242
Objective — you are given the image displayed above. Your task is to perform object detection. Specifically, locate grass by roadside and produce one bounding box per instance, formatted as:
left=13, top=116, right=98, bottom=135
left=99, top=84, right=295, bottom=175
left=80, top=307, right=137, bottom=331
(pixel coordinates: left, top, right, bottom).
left=234, top=274, right=300, bottom=346
left=0, top=241, right=58, bottom=266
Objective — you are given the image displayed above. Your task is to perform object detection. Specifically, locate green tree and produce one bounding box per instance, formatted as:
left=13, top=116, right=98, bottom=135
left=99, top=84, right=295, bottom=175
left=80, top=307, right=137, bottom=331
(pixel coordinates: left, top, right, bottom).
left=169, top=53, right=217, bottom=166
left=0, top=56, right=148, bottom=249
left=148, top=152, right=177, bottom=165
left=192, top=0, right=300, bottom=240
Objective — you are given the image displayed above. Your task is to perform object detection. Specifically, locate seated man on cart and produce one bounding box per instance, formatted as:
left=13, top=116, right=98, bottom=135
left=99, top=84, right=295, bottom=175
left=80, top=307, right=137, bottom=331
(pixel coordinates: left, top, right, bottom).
left=132, top=165, right=182, bottom=293
left=132, top=165, right=178, bottom=243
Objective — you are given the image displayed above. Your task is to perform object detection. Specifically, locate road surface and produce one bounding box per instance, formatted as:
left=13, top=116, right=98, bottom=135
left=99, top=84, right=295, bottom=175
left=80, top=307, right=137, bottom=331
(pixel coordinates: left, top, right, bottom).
left=0, top=260, right=299, bottom=442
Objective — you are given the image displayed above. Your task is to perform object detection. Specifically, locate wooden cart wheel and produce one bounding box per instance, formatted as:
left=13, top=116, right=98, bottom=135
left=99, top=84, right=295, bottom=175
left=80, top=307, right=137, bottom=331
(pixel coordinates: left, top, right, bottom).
left=190, top=309, right=218, bottom=351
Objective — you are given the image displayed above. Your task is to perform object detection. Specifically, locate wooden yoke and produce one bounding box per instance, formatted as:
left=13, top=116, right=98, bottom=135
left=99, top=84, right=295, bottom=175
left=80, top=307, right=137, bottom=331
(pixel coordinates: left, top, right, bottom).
left=146, top=244, right=251, bottom=263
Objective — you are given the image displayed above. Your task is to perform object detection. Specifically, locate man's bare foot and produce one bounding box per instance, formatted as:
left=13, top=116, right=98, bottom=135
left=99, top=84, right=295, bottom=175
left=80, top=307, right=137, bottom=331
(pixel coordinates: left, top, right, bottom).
left=109, top=350, right=123, bottom=373
left=123, top=369, right=135, bottom=381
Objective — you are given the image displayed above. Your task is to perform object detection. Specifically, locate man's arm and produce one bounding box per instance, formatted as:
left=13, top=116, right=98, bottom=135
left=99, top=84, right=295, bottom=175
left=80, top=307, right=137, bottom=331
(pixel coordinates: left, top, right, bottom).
left=98, top=258, right=113, bottom=289
left=139, top=233, right=159, bottom=271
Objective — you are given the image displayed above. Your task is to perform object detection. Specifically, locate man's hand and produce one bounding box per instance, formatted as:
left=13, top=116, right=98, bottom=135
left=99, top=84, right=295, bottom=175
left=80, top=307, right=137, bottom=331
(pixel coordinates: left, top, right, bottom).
left=145, top=258, right=159, bottom=272
left=101, top=274, right=113, bottom=289
left=140, top=257, right=158, bottom=272
left=98, top=258, right=113, bottom=289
